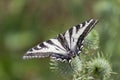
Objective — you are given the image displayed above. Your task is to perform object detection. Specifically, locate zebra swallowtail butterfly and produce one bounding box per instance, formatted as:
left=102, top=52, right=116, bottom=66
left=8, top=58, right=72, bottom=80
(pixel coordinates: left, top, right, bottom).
left=23, top=19, right=98, bottom=62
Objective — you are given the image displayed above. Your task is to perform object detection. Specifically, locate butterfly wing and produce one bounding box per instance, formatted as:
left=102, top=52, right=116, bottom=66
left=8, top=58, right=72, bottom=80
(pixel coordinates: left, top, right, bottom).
left=63, top=19, right=98, bottom=54
left=23, top=36, right=70, bottom=61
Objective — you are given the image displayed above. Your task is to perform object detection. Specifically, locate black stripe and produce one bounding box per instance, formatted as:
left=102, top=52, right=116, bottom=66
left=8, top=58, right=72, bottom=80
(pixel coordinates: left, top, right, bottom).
left=68, top=28, right=73, bottom=49
left=69, top=27, right=73, bottom=42
left=81, top=21, right=85, bottom=27
left=33, top=46, right=40, bottom=50
left=46, top=40, right=54, bottom=45
left=57, top=34, right=69, bottom=51
left=39, top=43, right=47, bottom=48
left=76, top=24, right=80, bottom=33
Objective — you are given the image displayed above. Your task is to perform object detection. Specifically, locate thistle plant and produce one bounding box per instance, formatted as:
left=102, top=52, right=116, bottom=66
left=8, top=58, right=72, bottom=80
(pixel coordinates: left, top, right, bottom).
left=50, top=30, right=114, bottom=80
left=50, top=56, right=82, bottom=80
left=86, top=53, right=112, bottom=80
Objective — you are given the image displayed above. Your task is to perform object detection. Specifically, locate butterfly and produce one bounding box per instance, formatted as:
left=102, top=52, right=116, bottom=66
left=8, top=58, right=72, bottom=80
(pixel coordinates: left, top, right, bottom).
left=23, top=19, right=98, bottom=63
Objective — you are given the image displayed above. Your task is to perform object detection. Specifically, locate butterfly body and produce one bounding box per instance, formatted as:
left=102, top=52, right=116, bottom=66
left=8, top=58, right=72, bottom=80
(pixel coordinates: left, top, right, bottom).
left=23, top=19, right=98, bottom=62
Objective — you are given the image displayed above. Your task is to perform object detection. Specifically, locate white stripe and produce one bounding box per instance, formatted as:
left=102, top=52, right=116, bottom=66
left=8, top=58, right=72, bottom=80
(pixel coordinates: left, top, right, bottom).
left=64, top=30, right=70, bottom=48
left=50, top=39, right=66, bottom=51
left=71, top=26, right=77, bottom=49
left=37, top=45, right=41, bottom=48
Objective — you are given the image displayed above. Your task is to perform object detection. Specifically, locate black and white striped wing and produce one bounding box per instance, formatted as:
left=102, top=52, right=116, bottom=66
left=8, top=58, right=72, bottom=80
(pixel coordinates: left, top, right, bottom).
left=23, top=38, right=68, bottom=61
left=63, top=19, right=98, bottom=54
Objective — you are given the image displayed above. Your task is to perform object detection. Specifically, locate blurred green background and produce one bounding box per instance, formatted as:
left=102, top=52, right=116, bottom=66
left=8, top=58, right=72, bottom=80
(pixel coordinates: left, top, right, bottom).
left=0, top=0, right=120, bottom=80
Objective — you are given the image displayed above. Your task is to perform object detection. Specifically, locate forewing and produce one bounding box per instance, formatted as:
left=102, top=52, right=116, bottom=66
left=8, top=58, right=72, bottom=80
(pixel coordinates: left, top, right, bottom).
left=23, top=38, right=67, bottom=60
left=63, top=19, right=98, bottom=52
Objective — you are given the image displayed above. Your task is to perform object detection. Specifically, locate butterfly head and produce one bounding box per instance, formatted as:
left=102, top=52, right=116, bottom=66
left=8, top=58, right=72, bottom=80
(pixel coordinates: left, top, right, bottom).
left=68, top=51, right=76, bottom=59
